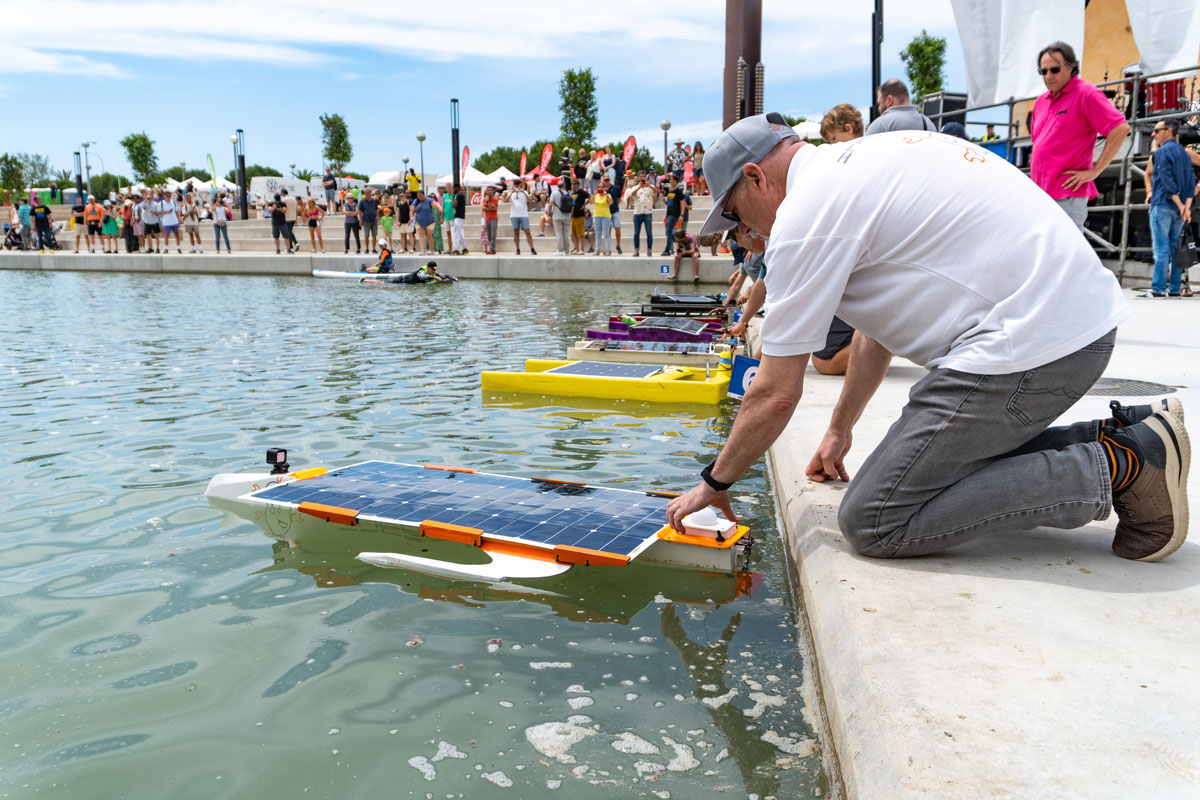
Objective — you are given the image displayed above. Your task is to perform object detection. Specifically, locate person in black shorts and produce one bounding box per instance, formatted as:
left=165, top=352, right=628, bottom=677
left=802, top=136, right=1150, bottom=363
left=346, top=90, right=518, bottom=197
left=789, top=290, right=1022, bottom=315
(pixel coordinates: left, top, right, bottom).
left=395, top=192, right=413, bottom=252
left=811, top=317, right=856, bottom=375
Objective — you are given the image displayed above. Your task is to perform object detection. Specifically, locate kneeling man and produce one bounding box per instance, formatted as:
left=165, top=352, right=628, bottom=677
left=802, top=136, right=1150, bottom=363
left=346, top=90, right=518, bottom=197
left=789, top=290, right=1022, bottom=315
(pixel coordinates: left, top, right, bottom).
left=666, top=114, right=1188, bottom=562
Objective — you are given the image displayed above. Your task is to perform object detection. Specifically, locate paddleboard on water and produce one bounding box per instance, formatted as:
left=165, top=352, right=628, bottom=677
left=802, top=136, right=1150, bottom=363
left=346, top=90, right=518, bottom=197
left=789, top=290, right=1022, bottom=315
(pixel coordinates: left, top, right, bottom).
left=311, top=269, right=458, bottom=282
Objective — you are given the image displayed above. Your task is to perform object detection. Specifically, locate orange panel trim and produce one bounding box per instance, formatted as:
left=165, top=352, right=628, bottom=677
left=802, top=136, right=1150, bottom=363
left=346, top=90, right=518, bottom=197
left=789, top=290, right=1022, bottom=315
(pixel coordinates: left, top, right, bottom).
left=290, top=467, right=328, bottom=481
left=531, top=477, right=588, bottom=488
left=423, top=464, right=478, bottom=474
left=655, top=524, right=749, bottom=549
left=420, top=520, right=484, bottom=546
left=298, top=502, right=360, bottom=526
left=480, top=538, right=560, bottom=563
left=645, top=490, right=682, bottom=498
left=553, top=545, right=630, bottom=567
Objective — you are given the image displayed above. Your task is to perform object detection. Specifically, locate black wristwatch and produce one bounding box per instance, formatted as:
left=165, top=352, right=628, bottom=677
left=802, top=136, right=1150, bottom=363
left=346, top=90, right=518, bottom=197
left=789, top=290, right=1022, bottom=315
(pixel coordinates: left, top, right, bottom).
left=700, top=461, right=734, bottom=492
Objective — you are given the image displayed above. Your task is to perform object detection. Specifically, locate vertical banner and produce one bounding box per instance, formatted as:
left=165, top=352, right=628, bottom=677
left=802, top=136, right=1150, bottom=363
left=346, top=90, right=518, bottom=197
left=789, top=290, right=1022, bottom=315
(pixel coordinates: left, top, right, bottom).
left=461, top=146, right=470, bottom=178
left=539, top=143, right=554, bottom=171
left=622, top=136, right=636, bottom=164
left=684, top=161, right=694, bottom=189
left=519, top=151, right=527, bottom=176
left=206, top=153, right=217, bottom=184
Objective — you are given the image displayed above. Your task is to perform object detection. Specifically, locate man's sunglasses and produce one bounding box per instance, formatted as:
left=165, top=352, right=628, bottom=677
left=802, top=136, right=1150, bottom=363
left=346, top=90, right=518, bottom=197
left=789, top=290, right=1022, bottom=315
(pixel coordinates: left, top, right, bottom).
left=1037, top=65, right=1068, bottom=76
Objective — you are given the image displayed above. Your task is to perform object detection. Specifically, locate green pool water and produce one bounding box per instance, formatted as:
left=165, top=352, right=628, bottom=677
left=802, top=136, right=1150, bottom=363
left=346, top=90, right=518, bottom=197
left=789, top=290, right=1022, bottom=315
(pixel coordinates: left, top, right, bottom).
left=0, top=271, right=826, bottom=799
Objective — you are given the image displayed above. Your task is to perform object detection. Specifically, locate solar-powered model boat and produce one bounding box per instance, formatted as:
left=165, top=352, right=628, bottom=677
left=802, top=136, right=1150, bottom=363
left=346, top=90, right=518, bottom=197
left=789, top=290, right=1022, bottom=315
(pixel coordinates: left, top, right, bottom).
left=480, top=359, right=731, bottom=404
left=585, top=316, right=719, bottom=343
left=206, top=452, right=752, bottom=583
left=566, top=339, right=739, bottom=368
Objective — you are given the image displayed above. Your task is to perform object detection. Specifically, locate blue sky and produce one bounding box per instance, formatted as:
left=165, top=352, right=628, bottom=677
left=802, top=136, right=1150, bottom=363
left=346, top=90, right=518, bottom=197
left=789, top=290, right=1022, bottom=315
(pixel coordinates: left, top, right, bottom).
left=0, top=0, right=964, bottom=181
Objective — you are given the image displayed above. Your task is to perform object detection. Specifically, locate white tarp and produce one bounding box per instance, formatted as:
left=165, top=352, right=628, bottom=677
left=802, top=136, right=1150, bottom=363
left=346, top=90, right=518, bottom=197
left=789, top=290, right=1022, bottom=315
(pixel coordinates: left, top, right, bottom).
left=951, top=0, right=1084, bottom=105
left=368, top=170, right=404, bottom=185
left=791, top=120, right=822, bottom=140
left=1125, top=0, right=1200, bottom=77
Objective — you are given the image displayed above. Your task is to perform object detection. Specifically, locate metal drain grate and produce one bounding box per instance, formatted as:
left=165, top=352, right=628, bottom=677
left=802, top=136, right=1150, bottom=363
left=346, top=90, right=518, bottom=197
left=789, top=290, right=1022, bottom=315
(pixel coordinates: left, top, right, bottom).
left=1086, top=378, right=1177, bottom=397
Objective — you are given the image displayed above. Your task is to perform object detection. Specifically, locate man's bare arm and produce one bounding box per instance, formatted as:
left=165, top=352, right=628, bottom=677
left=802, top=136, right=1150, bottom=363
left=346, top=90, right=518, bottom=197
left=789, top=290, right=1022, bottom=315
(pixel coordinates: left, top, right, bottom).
left=1063, top=122, right=1130, bottom=191
left=806, top=333, right=893, bottom=482
left=666, top=353, right=807, bottom=531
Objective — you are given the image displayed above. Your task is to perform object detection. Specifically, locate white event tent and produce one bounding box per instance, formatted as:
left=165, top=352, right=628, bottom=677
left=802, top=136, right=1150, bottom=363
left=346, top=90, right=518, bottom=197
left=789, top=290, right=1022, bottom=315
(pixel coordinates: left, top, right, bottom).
left=434, top=166, right=492, bottom=187
left=485, top=166, right=521, bottom=182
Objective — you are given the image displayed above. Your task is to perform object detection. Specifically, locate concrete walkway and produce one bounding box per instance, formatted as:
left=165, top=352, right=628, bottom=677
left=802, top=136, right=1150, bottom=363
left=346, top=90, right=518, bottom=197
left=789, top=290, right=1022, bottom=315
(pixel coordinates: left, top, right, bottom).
left=757, top=290, right=1199, bottom=798
left=0, top=251, right=732, bottom=283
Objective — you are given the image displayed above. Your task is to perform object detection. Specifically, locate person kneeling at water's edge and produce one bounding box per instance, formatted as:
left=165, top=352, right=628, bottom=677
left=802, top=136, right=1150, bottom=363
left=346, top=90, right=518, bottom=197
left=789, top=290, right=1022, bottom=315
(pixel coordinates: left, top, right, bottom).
left=665, top=113, right=1189, bottom=562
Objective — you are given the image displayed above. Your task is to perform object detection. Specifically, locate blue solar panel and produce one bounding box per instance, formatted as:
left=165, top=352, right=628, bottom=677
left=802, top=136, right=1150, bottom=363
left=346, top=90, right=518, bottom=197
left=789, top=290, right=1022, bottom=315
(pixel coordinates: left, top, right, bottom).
left=247, top=461, right=669, bottom=559
left=544, top=361, right=662, bottom=379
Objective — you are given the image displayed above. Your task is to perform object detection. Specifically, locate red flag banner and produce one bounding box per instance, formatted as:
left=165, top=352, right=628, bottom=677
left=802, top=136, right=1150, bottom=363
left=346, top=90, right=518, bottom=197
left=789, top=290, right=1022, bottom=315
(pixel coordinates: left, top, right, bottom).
left=539, top=143, right=554, bottom=171
left=622, top=136, right=636, bottom=165
left=461, top=146, right=470, bottom=177
left=519, top=151, right=527, bottom=176
left=684, top=161, right=694, bottom=189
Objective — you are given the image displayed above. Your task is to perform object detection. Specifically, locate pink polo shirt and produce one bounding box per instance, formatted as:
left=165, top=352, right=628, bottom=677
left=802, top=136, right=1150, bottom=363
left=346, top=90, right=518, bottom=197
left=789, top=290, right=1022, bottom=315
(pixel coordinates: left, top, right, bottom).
left=1030, top=75, right=1127, bottom=200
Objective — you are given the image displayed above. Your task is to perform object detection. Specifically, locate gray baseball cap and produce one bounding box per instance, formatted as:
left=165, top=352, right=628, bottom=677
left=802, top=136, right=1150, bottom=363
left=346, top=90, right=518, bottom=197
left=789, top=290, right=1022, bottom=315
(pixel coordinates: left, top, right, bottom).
left=699, top=113, right=797, bottom=237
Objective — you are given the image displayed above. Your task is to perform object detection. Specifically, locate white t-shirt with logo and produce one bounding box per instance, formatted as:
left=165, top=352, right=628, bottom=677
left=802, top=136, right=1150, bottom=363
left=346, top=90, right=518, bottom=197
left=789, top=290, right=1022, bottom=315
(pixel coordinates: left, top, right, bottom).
left=508, top=189, right=529, bottom=219
left=759, top=132, right=1130, bottom=374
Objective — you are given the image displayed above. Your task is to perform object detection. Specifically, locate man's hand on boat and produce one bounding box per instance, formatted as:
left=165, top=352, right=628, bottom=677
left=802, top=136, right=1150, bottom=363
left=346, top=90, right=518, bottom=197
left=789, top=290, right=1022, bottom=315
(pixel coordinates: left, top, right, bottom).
left=667, top=484, right=740, bottom=534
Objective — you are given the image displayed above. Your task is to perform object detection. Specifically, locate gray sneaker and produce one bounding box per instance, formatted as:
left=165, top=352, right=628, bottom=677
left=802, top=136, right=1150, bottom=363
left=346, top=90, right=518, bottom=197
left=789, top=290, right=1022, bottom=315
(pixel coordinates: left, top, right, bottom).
left=1109, top=397, right=1184, bottom=429
left=1107, top=410, right=1190, bottom=561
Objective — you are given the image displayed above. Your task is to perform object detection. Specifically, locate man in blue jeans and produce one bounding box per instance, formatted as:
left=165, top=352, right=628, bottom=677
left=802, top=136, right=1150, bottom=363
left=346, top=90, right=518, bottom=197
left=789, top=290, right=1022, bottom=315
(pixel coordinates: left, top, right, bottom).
left=664, top=114, right=1190, bottom=563
left=1140, top=118, right=1195, bottom=298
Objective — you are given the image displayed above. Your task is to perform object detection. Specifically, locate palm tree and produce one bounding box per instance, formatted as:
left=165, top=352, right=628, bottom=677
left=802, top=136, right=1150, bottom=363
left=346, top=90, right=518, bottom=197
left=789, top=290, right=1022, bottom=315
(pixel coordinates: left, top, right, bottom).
left=54, top=168, right=74, bottom=184
left=294, top=169, right=316, bottom=182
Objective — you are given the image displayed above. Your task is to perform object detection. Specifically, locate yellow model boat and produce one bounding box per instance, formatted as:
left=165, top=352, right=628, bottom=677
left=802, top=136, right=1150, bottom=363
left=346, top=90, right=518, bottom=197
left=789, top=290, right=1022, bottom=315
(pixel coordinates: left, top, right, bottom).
left=480, top=359, right=732, bottom=404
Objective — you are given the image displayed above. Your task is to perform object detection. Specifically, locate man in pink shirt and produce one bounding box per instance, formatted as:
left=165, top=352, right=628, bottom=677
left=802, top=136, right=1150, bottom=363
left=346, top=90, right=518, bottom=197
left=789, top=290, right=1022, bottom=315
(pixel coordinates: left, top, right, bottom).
left=1030, top=41, right=1130, bottom=230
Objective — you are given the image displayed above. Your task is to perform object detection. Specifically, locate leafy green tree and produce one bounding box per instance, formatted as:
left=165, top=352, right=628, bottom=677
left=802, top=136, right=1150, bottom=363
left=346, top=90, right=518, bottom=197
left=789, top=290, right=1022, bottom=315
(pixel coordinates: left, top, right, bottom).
left=341, top=170, right=369, bottom=182
left=780, top=114, right=807, bottom=127
left=159, top=166, right=213, bottom=183
left=225, top=164, right=282, bottom=182
left=0, top=153, right=24, bottom=193
left=89, top=172, right=127, bottom=198
left=473, top=145, right=523, bottom=175
left=319, top=113, right=353, bottom=172
left=559, top=67, right=598, bottom=148
left=17, top=152, right=52, bottom=187
left=900, top=29, right=947, bottom=104
left=119, top=133, right=159, bottom=184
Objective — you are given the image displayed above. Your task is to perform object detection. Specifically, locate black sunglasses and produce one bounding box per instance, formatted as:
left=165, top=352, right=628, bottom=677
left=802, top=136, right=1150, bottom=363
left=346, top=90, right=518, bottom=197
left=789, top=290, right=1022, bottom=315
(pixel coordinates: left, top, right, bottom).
left=1037, top=65, right=1066, bottom=76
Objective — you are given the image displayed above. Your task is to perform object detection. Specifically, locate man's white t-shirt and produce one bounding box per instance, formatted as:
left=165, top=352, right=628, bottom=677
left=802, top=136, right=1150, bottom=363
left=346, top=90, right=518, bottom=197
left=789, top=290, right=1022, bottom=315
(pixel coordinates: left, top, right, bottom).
left=759, top=132, right=1131, bottom=374
left=508, top=190, right=529, bottom=219
left=154, top=199, right=179, bottom=226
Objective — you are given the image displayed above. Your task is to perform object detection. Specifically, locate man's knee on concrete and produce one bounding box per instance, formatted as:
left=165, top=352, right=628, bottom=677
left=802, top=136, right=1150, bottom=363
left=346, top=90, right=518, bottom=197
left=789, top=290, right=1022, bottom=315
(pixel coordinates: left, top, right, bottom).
left=837, top=485, right=903, bottom=558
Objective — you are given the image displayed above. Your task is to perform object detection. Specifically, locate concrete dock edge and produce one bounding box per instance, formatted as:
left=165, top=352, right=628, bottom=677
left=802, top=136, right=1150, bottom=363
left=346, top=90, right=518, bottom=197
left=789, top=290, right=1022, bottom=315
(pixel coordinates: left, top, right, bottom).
left=752, top=297, right=1200, bottom=799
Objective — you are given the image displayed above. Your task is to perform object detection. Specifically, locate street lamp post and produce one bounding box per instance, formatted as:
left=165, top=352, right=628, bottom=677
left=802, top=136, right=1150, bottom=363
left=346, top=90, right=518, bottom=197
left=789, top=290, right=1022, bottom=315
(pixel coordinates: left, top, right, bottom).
left=660, top=120, right=671, bottom=177
left=289, top=162, right=296, bottom=178
left=416, top=132, right=426, bottom=193
left=231, top=130, right=247, bottom=220
left=402, top=156, right=409, bottom=190
left=81, top=141, right=93, bottom=198
left=73, top=152, right=84, bottom=200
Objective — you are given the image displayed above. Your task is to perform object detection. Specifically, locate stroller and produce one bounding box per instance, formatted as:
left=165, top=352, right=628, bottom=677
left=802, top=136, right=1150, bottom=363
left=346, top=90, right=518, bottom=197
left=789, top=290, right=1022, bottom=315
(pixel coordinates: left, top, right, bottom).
left=3, top=223, right=30, bottom=250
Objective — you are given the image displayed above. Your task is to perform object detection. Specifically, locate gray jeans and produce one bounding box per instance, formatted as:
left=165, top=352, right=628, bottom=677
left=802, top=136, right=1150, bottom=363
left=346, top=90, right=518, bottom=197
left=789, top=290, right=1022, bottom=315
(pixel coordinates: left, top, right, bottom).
left=553, top=218, right=571, bottom=253
left=839, top=330, right=1117, bottom=557
left=1056, top=196, right=1088, bottom=230
left=484, top=217, right=498, bottom=251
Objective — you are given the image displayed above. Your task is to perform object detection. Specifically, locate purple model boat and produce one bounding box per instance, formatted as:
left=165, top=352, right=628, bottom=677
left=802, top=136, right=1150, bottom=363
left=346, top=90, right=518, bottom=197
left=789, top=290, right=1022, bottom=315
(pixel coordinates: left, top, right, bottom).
left=586, top=317, right=716, bottom=343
